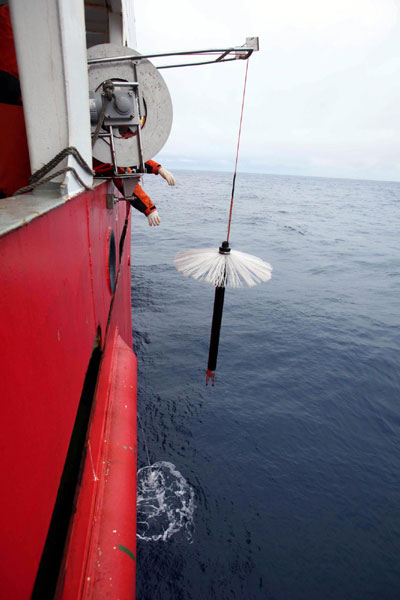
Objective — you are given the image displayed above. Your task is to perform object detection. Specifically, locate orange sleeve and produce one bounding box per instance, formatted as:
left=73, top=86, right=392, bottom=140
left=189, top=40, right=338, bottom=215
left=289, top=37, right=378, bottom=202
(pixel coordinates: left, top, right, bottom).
left=144, top=160, right=161, bottom=175
left=131, top=183, right=156, bottom=216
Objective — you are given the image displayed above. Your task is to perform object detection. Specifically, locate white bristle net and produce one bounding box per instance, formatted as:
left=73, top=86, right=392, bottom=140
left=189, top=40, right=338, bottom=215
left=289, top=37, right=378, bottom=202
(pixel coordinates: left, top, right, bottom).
left=174, top=247, right=272, bottom=288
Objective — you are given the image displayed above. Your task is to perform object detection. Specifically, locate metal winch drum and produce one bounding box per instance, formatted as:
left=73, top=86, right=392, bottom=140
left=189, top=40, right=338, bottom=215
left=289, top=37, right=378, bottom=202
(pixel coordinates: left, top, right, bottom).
left=88, top=43, right=173, bottom=170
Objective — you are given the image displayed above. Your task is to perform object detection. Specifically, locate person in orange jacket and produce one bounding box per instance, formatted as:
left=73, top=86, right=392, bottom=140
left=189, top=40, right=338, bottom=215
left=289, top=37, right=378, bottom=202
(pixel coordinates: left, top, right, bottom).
left=94, top=159, right=175, bottom=226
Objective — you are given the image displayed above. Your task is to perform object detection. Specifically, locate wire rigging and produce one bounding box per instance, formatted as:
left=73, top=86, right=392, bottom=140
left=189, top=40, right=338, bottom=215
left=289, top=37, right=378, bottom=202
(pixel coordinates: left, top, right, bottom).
left=227, top=59, right=249, bottom=243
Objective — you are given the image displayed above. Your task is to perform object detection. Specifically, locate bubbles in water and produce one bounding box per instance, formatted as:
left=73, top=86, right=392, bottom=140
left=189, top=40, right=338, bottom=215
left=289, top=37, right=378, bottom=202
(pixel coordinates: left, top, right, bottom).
left=137, top=461, right=195, bottom=542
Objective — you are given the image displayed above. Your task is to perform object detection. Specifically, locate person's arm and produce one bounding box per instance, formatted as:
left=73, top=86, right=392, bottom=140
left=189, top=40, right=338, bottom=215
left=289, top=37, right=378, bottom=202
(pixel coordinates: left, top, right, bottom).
left=158, top=167, right=175, bottom=186
left=147, top=211, right=161, bottom=226
left=130, top=183, right=160, bottom=226
left=144, top=160, right=161, bottom=174
left=144, top=160, right=175, bottom=186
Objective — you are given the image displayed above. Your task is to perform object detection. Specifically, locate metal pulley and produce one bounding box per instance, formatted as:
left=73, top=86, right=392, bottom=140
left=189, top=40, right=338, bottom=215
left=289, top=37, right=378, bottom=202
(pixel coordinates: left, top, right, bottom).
left=89, top=87, right=138, bottom=126
left=88, top=43, right=173, bottom=171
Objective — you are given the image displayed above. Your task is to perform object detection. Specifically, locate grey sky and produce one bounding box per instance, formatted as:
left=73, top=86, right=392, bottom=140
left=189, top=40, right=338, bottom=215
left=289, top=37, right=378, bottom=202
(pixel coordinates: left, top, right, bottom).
left=135, top=0, right=400, bottom=181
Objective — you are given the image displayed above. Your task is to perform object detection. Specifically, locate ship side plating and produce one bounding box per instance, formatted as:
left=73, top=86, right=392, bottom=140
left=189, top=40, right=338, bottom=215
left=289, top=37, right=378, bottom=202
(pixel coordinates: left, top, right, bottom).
left=0, top=1, right=138, bottom=598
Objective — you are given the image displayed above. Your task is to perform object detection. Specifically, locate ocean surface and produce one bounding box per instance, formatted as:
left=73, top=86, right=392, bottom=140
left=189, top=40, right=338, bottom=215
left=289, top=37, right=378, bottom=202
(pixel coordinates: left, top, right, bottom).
left=130, top=170, right=400, bottom=600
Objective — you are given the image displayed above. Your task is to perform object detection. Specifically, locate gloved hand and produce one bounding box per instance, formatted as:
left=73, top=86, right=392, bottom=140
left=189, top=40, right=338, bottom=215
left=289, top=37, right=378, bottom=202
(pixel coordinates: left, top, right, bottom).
left=158, top=167, right=175, bottom=186
left=147, top=210, right=161, bottom=226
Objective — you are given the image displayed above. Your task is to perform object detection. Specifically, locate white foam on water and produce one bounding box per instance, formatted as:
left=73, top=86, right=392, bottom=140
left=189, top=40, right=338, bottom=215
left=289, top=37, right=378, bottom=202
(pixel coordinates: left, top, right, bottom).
left=137, top=461, right=195, bottom=542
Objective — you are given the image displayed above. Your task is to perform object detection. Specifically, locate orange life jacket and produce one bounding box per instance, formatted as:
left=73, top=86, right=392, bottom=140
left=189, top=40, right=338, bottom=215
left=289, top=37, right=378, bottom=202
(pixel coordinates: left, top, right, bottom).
left=0, top=5, right=30, bottom=198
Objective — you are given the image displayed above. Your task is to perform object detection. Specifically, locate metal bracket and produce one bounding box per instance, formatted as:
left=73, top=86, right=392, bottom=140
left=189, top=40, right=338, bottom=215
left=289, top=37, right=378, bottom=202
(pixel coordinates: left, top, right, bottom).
left=106, top=193, right=117, bottom=209
left=87, top=37, right=260, bottom=70
left=245, top=37, right=259, bottom=52
left=92, top=79, right=145, bottom=175
left=104, top=176, right=141, bottom=209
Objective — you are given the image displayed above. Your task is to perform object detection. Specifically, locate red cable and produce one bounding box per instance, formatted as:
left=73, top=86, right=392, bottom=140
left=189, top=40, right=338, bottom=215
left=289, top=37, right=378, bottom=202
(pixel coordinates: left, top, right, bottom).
left=226, top=59, right=249, bottom=243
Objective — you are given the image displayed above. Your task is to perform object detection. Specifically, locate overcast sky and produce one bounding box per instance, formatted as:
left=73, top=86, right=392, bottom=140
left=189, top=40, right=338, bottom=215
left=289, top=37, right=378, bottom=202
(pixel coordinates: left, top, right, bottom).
left=134, top=0, right=400, bottom=181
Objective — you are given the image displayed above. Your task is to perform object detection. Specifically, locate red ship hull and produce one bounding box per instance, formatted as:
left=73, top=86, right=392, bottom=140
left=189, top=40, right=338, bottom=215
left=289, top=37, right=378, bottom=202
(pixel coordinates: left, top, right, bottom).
left=0, top=181, right=137, bottom=598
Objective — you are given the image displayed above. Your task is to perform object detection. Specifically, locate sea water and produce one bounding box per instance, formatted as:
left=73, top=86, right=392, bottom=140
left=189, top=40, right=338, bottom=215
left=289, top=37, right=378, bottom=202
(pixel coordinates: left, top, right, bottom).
left=131, top=170, right=400, bottom=600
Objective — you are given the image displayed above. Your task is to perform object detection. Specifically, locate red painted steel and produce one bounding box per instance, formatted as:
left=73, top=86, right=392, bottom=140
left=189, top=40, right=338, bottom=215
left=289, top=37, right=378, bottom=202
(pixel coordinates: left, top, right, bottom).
left=0, top=182, right=134, bottom=598
left=58, top=331, right=137, bottom=600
